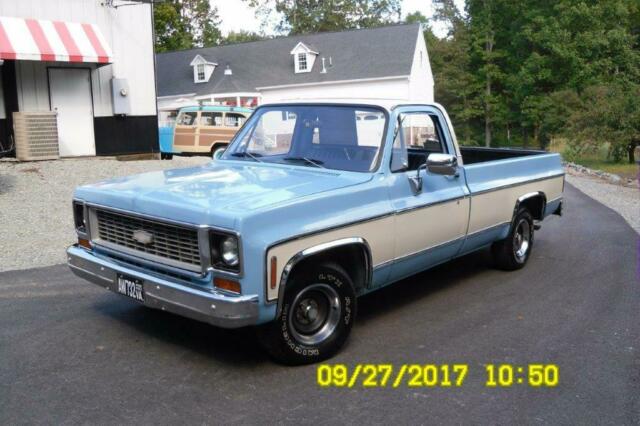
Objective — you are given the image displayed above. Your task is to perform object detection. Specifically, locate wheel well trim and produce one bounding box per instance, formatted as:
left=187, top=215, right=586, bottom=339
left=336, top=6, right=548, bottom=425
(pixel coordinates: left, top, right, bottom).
left=514, top=191, right=547, bottom=220
left=274, top=237, right=372, bottom=318
left=210, top=141, right=228, bottom=150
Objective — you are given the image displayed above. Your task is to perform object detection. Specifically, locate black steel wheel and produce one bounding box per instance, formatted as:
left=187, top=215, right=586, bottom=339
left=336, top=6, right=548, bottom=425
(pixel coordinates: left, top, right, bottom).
left=257, top=262, right=356, bottom=365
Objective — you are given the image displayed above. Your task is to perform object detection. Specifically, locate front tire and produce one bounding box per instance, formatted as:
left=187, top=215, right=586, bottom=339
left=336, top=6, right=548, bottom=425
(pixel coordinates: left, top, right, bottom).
left=258, top=262, right=356, bottom=365
left=491, top=208, right=534, bottom=270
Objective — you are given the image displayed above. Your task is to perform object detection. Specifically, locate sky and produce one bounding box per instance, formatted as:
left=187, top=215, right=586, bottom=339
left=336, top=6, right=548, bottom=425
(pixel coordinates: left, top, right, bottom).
left=210, top=0, right=465, bottom=38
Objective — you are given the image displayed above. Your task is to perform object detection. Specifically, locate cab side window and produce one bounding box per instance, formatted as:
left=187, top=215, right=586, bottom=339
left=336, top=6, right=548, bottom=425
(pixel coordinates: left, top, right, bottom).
left=390, top=113, right=447, bottom=172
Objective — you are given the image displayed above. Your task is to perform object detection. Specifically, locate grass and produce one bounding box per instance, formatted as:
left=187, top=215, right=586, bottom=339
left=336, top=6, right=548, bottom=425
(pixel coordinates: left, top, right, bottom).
left=571, top=158, right=638, bottom=179
left=549, top=139, right=639, bottom=180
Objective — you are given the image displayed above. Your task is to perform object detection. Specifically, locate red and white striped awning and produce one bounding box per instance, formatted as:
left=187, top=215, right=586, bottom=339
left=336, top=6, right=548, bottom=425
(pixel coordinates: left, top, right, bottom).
left=0, top=16, right=113, bottom=64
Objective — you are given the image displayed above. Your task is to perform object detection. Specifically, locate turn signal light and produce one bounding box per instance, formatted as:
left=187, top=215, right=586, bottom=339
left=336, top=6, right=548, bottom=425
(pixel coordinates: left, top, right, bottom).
left=78, top=238, right=91, bottom=249
left=214, top=277, right=241, bottom=294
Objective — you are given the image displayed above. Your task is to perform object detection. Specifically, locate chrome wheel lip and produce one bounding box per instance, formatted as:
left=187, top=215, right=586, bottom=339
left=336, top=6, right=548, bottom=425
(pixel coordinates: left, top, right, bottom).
left=288, top=283, right=341, bottom=346
left=513, top=219, right=531, bottom=262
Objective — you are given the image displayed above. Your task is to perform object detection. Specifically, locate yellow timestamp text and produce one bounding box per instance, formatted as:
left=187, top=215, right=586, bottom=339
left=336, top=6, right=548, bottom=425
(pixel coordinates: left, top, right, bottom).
left=316, top=364, right=559, bottom=388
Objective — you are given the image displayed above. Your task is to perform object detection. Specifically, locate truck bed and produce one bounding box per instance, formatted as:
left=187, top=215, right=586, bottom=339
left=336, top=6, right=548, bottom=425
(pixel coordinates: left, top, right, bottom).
left=460, top=146, right=545, bottom=165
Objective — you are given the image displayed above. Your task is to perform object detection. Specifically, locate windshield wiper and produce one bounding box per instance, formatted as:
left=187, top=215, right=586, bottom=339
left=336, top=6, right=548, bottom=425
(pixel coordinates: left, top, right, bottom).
left=283, top=156, right=325, bottom=168
left=230, top=151, right=262, bottom=162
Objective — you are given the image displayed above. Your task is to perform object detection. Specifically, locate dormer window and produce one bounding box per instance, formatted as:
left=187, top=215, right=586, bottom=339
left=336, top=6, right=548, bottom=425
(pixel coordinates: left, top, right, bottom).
left=290, top=42, right=318, bottom=73
left=190, top=54, right=217, bottom=83
left=196, top=63, right=206, bottom=82
left=297, top=53, right=307, bottom=71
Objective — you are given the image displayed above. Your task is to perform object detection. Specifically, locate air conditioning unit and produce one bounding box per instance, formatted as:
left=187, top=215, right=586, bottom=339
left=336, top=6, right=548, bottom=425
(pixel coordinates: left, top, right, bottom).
left=13, top=112, right=59, bottom=161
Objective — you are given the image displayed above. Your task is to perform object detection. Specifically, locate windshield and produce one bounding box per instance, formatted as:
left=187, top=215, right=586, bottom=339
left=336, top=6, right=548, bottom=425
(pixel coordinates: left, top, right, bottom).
left=222, top=105, right=387, bottom=172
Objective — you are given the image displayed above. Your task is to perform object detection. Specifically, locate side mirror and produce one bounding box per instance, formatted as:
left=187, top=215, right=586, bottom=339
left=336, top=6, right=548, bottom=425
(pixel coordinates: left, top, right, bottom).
left=427, top=153, right=458, bottom=176
left=212, top=147, right=226, bottom=160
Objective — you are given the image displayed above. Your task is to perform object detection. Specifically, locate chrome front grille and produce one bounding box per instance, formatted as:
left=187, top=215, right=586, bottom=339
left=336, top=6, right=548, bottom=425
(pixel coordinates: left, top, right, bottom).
left=92, top=208, right=201, bottom=270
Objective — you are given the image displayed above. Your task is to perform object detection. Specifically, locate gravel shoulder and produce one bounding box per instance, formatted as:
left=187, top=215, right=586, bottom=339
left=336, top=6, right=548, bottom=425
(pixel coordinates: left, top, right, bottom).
left=0, top=157, right=209, bottom=272
left=565, top=170, right=639, bottom=234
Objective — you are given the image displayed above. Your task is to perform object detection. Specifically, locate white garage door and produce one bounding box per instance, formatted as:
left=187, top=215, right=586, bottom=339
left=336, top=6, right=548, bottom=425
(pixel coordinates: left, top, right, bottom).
left=49, top=68, right=95, bottom=157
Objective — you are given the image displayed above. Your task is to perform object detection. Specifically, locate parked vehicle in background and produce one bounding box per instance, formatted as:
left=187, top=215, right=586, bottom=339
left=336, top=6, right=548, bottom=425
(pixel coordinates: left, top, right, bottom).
left=68, top=100, right=564, bottom=365
left=158, top=105, right=180, bottom=159
left=170, top=105, right=252, bottom=156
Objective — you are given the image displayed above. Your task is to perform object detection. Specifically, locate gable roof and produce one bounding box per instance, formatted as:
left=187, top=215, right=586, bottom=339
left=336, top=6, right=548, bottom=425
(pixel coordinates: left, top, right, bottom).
left=156, top=23, right=422, bottom=98
left=189, top=54, right=217, bottom=66
left=290, top=42, right=319, bottom=55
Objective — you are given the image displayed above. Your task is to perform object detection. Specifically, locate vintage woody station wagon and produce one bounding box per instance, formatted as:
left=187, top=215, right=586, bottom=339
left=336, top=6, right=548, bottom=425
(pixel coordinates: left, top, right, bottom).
left=172, top=105, right=252, bottom=155
left=68, top=100, right=564, bottom=364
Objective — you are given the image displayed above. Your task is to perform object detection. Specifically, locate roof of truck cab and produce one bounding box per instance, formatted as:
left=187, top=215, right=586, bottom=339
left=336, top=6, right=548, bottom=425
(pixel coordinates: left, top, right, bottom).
left=178, top=105, right=253, bottom=113
left=259, top=98, right=439, bottom=112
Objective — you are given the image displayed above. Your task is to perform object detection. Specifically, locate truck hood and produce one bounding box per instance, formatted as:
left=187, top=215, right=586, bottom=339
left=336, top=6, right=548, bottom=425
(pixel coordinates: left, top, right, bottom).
left=74, top=161, right=372, bottom=227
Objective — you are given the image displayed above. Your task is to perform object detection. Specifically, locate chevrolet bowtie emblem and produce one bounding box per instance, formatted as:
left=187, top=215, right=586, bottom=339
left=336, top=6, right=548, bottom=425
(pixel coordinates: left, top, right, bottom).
left=132, top=230, right=154, bottom=245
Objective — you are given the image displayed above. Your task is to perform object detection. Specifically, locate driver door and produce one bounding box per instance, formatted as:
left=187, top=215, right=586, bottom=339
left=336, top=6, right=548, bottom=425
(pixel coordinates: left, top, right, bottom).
left=387, top=110, right=470, bottom=282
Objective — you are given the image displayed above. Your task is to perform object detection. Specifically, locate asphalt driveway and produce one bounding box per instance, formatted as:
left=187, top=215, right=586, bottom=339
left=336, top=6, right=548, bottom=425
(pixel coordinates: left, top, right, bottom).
left=0, top=184, right=638, bottom=425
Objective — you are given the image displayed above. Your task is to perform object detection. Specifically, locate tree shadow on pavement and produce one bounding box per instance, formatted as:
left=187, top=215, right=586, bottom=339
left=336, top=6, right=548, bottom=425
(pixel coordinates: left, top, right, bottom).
left=357, top=248, right=494, bottom=321
left=91, top=248, right=495, bottom=367
left=93, top=298, right=270, bottom=367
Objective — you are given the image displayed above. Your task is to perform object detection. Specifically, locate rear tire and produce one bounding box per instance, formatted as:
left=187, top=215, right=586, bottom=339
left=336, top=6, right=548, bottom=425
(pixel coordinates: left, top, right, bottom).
left=491, top=208, right=534, bottom=270
left=257, top=262, right=356, bottom=365
left=160, top=153, right=173, bottom=160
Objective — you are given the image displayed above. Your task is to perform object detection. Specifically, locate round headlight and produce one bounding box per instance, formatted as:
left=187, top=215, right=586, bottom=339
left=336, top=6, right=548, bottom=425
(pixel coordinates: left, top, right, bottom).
left=221, top=236, right=239, bottom=266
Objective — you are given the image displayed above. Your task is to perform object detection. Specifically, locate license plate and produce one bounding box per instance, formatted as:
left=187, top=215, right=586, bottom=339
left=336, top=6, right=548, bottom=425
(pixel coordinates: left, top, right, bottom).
left=116, top=274, right=144, bottom=302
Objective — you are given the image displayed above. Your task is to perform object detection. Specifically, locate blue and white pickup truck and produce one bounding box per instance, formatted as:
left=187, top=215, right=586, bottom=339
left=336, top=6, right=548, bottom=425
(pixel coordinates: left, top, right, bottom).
left=68, top=100, right=564, bottom=364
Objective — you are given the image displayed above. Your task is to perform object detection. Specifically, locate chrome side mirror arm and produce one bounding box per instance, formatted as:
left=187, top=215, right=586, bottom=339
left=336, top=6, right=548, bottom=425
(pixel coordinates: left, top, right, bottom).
left=409, top=163, right=427, bottom=195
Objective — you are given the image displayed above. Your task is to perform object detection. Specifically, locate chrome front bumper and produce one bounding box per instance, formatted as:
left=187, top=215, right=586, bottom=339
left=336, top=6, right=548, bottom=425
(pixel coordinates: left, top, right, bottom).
left=67, top=245, right=259, bottom=328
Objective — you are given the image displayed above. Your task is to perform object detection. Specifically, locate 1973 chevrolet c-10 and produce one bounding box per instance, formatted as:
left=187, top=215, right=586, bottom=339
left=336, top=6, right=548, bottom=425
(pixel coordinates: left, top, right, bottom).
left=68, top=100, right=564, bottom=364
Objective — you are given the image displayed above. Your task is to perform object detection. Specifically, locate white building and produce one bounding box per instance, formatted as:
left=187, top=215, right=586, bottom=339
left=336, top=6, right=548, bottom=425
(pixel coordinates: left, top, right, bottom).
left=156, top=24, right=433, bottom=111
left=0, top=0, right=157, bottom=157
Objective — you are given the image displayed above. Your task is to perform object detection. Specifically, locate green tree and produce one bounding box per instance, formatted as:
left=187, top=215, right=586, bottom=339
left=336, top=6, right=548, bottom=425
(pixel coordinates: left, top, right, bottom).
left=509, top=0, right=640, bottom=148
left=222, top=30, right=266, bottom=45
left=154, top=2, right=192, bottom=52
left=466, top=0, right=511, bottom=147
left=246, top=0, right=402, bottom=34
left=154, top=0, right=222, bottom=52
left=404, top=11, right=428, bottom=25
left=426, top=0, right=640, bottom=155
left=564, top=82, right=640, bottom=163
left=426, top=0, right=483, bottom=145
left=182, top=0, right=222, bottom=47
